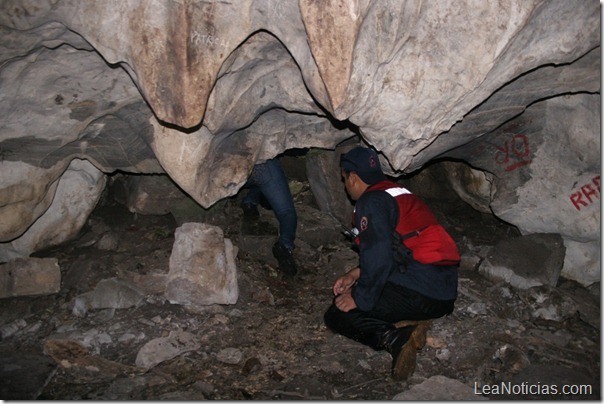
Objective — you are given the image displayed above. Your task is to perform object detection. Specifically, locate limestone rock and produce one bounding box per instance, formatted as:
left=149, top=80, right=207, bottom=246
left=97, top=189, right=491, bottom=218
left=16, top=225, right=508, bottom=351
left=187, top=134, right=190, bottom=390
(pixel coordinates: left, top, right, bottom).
left=493, top=343, right=531, bottom=374
left=0, top=159, right=106, bottom=261
left=479, top=233, right=565, bottom=289
left=216, top=347, right=243, bottom=365
left=0, top=257, right=60, bottom=298
left=74, top=278, right=145, bottom=313
left=442, top=162, right=493, bottom=214
left=165, top=223, right=238, bottom=307
left=0, top=44, right=156, bottom=242
left=305, top=146, right=355, bottom=227
left=295, top=203, right=342, bottom=248
left=562, top=238, right=600, bottom=287
left=111, top=174, right=189, bottom=216
left=392, top=375, right=487, bottom=401
left=0, top=318, right=28, bottom=339
left=44, top=339, right=142, bottom=383
left=134, top=330, right=200, bottom=370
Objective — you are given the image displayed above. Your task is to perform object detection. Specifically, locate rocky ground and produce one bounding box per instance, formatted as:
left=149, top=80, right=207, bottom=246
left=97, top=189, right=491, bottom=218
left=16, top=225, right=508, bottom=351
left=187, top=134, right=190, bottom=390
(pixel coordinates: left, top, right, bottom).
left=0, top=173, right=600, bottom=400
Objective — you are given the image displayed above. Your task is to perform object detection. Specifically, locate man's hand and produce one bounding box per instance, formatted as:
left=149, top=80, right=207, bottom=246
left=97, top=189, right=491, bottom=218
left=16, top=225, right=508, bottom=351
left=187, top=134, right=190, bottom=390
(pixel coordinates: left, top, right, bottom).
left=332, top=267, right=361, bottom=312
left=335, top=290, right=357, bottom=312
left=332, top=267, right=360, bottom=296
left=333, top=274, right=355, bottom=296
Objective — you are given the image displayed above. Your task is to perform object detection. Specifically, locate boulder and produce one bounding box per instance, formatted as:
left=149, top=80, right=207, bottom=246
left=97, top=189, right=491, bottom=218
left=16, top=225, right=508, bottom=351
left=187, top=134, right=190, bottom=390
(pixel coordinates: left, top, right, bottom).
left=479, top=233, right=565, bottom=289
left=0, top=159, right=106, bottom=261
left=165, top=223, right=238, bottom=307
left=135, top=330, right=200, bottom=370
left=0, top=257, right=60, bottom=298
left=72, top=278, right=145, bottom=317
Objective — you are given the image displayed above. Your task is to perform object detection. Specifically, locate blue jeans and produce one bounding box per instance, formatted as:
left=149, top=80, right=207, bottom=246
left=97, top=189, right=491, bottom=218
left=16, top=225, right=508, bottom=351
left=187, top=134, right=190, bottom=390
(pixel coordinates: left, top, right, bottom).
left=243, top=158, right=297, bottom=251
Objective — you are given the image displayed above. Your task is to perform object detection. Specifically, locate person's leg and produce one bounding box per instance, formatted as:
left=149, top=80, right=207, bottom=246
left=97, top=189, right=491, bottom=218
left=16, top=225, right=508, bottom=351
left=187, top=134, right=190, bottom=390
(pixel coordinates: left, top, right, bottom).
left=324, top=284, right=454, bottom=380
left=242, top=163, right=267, bottom=208
left=373, top=283, right=455, bottom=322
left=241, top=163, right=266, bottom=218
left=324, top=304, right=393, bottom=350
left=324, top=283, right=455, bottom=350
left=255, top=159, right=297, bottom=250
left=246, top=158, right=298, bottom=276
left=241, top=185, right=262, bottom=218
left=243, top=185, right=261, bottom=206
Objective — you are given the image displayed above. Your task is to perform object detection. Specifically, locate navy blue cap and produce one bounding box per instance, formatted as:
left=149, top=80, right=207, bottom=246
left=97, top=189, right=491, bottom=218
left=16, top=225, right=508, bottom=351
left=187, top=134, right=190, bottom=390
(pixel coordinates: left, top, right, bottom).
left=340, top=146, right=386, bottom=185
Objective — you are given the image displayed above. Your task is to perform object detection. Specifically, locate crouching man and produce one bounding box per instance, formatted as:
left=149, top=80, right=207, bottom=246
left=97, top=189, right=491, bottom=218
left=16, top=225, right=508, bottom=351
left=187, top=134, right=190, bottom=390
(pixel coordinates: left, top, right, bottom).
left=324, top=146, right=460, bottom=380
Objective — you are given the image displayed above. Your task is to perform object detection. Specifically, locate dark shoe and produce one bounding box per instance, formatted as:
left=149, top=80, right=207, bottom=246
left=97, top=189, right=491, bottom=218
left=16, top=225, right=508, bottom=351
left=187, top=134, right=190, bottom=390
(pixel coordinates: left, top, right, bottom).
left=241, top=203, right=259, bottom=218
left=382, top=326, right=417, bottom=381
left=272, top=242, right=297, bottom=277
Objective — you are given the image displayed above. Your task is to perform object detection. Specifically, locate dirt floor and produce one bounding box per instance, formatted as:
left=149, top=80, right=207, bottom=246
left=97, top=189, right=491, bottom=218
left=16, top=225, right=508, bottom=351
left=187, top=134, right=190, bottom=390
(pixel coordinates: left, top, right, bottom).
left=0, top=176, right=600, bottom=400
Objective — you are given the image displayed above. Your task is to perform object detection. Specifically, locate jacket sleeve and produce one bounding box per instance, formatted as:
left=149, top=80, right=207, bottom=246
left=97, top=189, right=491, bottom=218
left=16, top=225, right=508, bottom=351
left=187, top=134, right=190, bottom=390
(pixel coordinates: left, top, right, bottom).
left=351, top=191, right=398, bottom=311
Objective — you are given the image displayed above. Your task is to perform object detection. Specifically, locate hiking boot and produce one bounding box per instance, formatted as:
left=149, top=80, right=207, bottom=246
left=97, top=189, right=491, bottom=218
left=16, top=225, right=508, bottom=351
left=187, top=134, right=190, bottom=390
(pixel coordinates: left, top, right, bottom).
left=272, top=242, right=297, bottom=277
left=382, top=326, right=417, bottom=381
left=394, top=319, right=432, bottom=349
left=241, top=203, right=259, bottom=218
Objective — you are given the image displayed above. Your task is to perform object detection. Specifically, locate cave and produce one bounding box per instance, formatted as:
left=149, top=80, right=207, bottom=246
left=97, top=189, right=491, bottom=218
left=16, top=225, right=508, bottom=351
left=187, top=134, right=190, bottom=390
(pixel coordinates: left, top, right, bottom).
left=0, top=1, right=600, bottom=400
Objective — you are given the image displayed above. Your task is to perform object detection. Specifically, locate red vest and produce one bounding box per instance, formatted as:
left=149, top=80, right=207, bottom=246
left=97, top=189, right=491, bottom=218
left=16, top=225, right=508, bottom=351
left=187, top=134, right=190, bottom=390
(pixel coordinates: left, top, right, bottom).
left=364, top=181, right=460, bottom=266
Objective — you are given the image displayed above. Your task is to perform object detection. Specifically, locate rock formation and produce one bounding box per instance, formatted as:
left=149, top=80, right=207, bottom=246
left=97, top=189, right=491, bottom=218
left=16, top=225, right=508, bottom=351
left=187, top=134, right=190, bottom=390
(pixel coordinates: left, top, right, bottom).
left=0, top=1, right=600, bottom=285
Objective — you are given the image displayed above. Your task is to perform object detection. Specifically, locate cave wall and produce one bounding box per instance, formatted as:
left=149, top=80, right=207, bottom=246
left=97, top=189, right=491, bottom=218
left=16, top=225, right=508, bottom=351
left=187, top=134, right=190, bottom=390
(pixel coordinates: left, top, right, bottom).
left=0, top=0, right=600, bottom=284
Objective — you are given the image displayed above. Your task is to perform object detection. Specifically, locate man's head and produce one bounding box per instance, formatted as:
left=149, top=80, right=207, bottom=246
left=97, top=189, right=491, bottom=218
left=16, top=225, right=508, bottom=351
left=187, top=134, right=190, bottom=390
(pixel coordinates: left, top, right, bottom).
left=340, top=146, right=386, bottom=184
left=340, top=146, right=386, bottom=200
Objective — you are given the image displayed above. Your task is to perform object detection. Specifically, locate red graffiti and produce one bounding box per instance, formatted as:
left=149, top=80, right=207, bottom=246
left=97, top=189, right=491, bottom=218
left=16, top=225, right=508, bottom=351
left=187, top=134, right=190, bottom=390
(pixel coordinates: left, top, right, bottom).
left=570, top=175, right=601, bottom=211
left=495, top=134, right=532, bottom=172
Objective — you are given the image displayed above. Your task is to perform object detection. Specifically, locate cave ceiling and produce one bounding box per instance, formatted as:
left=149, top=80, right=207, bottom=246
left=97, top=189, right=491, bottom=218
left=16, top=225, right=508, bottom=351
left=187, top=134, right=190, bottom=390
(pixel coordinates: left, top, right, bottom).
left=0, top=1, right=600, bottom=283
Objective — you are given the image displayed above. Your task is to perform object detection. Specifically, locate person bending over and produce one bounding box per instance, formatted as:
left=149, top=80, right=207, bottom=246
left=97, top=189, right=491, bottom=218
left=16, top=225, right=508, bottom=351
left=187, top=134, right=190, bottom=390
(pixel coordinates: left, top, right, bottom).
left=241, top=158, right=298, bottom=277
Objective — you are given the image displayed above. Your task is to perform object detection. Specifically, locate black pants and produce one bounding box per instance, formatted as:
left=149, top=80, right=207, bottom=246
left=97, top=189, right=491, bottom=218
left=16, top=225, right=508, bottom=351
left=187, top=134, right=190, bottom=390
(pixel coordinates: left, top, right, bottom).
left=323, top=283, right=455, bottom=350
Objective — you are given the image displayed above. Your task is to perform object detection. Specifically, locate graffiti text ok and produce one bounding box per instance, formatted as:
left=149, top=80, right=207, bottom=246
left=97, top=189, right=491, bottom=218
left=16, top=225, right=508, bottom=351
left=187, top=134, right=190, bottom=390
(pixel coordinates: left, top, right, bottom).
left=495, top=134, right=532, bottom=172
